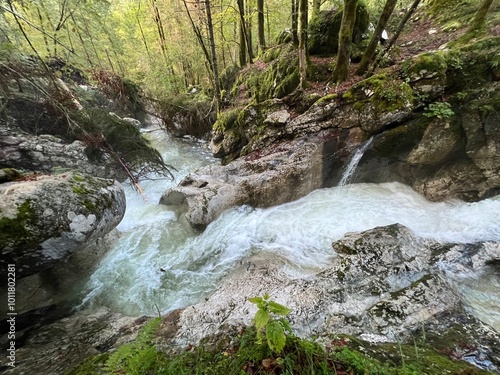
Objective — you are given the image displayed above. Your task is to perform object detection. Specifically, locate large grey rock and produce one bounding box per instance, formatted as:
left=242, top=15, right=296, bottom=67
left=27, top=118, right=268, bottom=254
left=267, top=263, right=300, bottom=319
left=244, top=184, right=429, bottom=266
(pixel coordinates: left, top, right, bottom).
left=169, top=225, right=499, bottom=348
left=161, top=135, right=325, bottom=229
left=0, top=120, right=124, bottom=180
left=1, top=308, right=147, bottom=375
left=0, top=173, right=125, bottom=281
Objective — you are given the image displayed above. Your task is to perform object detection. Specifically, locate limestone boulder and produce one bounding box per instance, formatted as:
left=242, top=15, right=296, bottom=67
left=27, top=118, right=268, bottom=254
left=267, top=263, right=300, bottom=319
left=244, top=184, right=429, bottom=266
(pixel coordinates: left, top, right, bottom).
left=166, top=224, right=500, bottom=370
left=161, top=135, right=325, bottom=229
left=0, top=119, right=125, bottom=180
left=0, top=173, right=125, bottom=281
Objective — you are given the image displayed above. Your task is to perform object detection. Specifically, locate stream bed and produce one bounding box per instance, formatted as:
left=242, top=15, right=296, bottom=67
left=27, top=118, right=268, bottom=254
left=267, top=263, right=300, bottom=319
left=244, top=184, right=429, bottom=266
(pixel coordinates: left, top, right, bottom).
left=80, top=130, right=500, bottom=332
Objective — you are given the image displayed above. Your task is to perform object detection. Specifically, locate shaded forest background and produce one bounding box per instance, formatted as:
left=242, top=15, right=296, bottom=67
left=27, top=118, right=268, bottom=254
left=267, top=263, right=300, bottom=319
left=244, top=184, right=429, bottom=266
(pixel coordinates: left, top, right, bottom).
left=3, top=0, right=485, bottom=106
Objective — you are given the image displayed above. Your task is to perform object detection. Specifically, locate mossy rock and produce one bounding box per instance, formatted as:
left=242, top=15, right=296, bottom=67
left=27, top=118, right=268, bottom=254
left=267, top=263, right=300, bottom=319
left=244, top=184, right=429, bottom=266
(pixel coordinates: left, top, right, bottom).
left=445, top=37, right=500, bottom=91
left=308, top=2, right=369, bottom=56
left=372, top=116, right=431, bottom=158
left=345, top=73, right=414, bottom=116
left=0, top=168, right=21, bottom=183
left=231, top=44, right=299, bottom=103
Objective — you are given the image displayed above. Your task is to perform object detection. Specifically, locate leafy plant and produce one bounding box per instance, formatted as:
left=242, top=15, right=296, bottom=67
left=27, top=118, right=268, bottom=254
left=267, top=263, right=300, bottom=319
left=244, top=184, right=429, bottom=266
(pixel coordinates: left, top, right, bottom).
left=248, top=294, right=292, bottom=353
left=423, top=102, right=455, bottom=119
left=103, top=317, right=161, bottom=375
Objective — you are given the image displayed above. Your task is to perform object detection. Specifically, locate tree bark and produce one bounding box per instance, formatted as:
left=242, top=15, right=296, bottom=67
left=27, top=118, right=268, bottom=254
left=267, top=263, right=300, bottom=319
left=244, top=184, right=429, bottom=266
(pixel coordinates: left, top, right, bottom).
left=237, top=0, right=253, bottom=65
left=312, top=0, right=321, bottom=16
left=257, top=0, right=265, bottom=53
left=332, top=0, right=358, bottom=83
left=469, top=0, right=494, bottom=32
left=298, top=0, right=308, bottom=88
left=183, top=0, right=213, bottom=78
left=291, top=0, right=299, bottom=45
left=355, top=0, right=397, bottom=76
left=205, top=0, right=221, bottom=113
left=368, top=0, right=421, bottom=75
left=149, top=0, right=168, bottom=60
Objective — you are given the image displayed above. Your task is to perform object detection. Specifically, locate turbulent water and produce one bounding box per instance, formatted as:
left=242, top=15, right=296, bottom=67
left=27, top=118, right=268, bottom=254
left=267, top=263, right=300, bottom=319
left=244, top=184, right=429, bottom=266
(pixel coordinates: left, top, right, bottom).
left=80, top=131, right=500, bottom=331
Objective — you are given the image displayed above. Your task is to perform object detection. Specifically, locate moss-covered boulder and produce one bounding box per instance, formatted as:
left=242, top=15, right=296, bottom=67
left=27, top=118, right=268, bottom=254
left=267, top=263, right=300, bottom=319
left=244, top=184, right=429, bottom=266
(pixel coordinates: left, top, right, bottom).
left=286, top=73, right=415, bottom=136
left=231, top=44, right=299, bottom=103
left=211, top=99, right=291, bottom=163
left=0, top=172, right=125, bottom=282
left=308, top=3, right=369, bottom=56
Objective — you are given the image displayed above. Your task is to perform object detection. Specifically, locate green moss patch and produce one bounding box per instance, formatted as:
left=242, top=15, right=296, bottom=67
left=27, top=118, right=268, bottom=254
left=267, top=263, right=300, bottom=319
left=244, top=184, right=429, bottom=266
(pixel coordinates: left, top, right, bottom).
left=345, top=73, right=414, bottom=115
left=231, top=44, right=299, bottom=103
left=0, top=200, right=38, bottom=250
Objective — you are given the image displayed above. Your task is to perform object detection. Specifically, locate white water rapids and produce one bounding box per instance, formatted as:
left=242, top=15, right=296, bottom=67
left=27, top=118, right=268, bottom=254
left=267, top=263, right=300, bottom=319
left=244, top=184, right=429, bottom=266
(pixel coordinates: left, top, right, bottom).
left=80, top=132, right=500, bottom=331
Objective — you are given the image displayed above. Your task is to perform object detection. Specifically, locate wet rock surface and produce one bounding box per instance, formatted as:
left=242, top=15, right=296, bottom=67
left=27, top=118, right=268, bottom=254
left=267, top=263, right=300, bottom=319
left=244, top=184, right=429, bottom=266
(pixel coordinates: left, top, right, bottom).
left=168, top=224, right=500, bottom=371
left=0, top=173, right=125, bottom=282
left=160, top=133, right=327, bottom=229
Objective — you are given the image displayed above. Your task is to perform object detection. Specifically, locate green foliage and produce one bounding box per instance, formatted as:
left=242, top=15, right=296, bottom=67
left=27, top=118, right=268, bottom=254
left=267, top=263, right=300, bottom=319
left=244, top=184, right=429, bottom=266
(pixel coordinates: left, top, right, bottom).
left=248, top=294, right=292, bottom=353
left=424, top=102, right=455, bottom=119
left=70, top=109, right=174, bottom=180
left=103, top=317, right=161, bottom=375
left=0, top=200, right=39, bottom=251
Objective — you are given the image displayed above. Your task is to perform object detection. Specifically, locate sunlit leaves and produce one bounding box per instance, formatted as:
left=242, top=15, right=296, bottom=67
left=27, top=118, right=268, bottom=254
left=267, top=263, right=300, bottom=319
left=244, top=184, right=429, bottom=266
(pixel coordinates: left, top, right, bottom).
left=248, top=294, right=292, bottom=354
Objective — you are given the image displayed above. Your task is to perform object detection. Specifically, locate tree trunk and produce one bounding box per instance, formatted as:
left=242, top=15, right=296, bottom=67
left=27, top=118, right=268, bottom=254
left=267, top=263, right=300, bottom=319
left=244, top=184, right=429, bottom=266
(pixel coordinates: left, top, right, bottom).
left=368, top=0, right=421, bottom=75
left=312, top=0, right=321, bottom=16
left=237, top=0, right=246, bottom=66
left=355, top=0, right=397, bottom=76
left=245, top=0, right=254, bottom=62
left=205, top=0, right=221, bottom=113
left=332, top=0, right=358, bottom=83
left=298, top=0, right=308, bottom=88
left=183, top=0, right=213, bottom=78
left=237, top=0, right=252, bottom=65
left=469, top=0, right=494, bottom=32
left=150, top=0, right=168, bottom=61
left=291, top=0, right=299, bottom=45
left=257, top=0, right=265, bottom=53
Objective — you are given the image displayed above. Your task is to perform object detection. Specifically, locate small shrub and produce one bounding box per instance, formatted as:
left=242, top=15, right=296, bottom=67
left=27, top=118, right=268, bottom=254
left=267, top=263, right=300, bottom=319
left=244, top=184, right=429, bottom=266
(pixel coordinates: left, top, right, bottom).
left=248, top=294, right=292, bottom=353
left=424, top=102, right=455, bottom=119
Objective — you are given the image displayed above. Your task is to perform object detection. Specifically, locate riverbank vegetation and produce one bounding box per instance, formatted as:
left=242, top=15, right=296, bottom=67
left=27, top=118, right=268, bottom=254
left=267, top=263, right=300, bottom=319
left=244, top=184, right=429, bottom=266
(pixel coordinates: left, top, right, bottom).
left=68, top=312, right=493, bottom=375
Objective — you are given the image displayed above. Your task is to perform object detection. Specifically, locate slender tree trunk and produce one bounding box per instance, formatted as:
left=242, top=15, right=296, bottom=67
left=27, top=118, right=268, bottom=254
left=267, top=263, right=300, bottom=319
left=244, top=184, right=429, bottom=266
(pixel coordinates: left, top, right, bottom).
left=312, top=0, right=321, bottom=16
left=70, top=14, right=94, bottom=69
left=257, top=0, right=265, bottom=53
left=298, top=0, right=308, bottom=88
left=205, top=0, right=221, bottom=112
left=291, top=0, right=299, bottom=45
left=355, top=0, right=397, bottom=76
left=469, top=0, right=494, bottom=32
left=237, top=0, right=252, bottom=65
left=183, top=0, right=213, bottom=77
left=368, top=0, right=421, bottom=75
left=332, top=0, right=358, bottom=83
left=150, top=0, right=168, bottom=61
left=246, top=0, right=253, bottom=60
left=35, top=6, right=51, bottom=56
left=237, top=0, right=246, bottom=66
left=136, top=1, right=153, bottom=63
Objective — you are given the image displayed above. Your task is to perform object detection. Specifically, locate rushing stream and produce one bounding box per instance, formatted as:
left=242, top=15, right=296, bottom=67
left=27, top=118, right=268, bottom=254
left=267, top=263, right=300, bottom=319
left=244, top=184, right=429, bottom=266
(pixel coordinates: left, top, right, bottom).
left=81, top=131, right=500, bottom=331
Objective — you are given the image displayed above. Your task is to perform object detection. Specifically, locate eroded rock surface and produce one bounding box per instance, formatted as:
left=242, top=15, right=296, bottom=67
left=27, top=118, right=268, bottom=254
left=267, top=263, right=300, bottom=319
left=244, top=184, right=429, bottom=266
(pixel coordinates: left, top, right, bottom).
left=0, top=118, right=125, bottom=180
left=160, top=134, right=326, bottom=228
left=167, top=224, right=500, bottom=370
left=0, top=173, right=125, bottom=281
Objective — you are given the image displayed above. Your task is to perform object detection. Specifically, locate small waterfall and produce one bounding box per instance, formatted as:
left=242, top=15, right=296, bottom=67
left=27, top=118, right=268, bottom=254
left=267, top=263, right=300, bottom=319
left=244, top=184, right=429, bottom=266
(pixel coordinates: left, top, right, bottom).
left=338, top=137, right=374, bottom=186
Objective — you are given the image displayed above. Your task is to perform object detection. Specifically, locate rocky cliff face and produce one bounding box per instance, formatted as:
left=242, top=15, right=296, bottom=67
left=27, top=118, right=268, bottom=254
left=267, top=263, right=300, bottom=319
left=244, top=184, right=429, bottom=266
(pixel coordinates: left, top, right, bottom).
left=207, top=37, right=500, bottom=210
